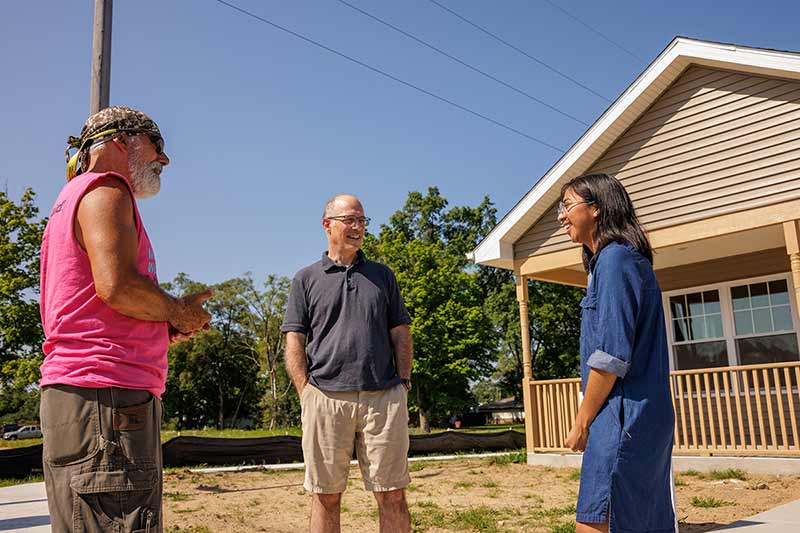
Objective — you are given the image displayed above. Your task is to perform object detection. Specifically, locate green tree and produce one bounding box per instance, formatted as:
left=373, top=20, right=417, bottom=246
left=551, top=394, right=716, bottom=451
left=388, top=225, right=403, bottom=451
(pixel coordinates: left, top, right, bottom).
left=0, top=188, right=47, bottom=421
left=239, top=274, right=298, bottom=429
left=477, top=276, right=583, bottom=403
left=363, top=188, right=498, bottom=431
left=162, top=274, right=263, bottom=430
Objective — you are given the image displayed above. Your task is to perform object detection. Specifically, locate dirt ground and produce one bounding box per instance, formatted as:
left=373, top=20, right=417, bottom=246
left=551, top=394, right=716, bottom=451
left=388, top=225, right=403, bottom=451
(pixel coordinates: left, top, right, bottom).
left=163, top=457, right=800, bottom=533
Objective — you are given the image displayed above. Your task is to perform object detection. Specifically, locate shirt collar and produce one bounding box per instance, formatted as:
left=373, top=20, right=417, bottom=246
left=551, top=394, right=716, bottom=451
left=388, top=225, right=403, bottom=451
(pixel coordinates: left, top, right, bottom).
left=321, top=249, right=366, bottom=272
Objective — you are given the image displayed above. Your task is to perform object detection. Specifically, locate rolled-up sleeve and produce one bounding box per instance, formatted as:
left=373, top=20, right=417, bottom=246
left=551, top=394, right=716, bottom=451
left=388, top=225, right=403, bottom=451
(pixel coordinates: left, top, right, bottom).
left=587, top=247, right=641, bottom=378
left=281, top=275, right=309, bottom=334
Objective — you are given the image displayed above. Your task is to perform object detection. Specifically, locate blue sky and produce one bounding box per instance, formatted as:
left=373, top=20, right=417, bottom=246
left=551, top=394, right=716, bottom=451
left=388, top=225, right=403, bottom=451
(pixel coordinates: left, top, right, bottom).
left=3, top=0, right=799, bottom=286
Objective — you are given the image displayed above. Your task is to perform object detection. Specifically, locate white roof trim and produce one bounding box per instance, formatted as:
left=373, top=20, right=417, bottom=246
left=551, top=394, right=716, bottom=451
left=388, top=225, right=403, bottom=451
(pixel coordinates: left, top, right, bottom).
left=472, top=37, right=800, bottom=270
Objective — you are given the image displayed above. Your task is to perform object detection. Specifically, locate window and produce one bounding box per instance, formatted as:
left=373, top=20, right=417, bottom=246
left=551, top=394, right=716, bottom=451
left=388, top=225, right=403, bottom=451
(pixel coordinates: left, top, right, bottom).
left=668, top=290, right=728, bottom=370
left=731, top=280, right=799, bottom=365
left=664, top=275, right=800, bottom=372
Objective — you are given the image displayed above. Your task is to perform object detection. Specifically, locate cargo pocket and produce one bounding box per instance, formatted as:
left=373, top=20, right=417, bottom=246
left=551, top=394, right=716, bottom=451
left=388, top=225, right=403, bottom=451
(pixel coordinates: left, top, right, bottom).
left=70, top=467, right=159, bottom=532
left=40, top=386, right=101, bottom=466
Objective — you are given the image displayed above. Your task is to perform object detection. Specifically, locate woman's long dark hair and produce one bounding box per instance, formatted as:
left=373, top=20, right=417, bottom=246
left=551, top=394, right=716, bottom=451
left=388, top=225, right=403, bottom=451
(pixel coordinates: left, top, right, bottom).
left=560, top=173, right=653, bottom=272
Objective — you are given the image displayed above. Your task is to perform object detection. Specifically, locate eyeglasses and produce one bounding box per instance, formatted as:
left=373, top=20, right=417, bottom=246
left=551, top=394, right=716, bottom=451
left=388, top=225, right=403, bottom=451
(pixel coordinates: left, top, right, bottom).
left=557, top=200, right=595, bottom=218
left=327, top=215, right=371, bottom=227
left=124, top=130, right=165, bottom=155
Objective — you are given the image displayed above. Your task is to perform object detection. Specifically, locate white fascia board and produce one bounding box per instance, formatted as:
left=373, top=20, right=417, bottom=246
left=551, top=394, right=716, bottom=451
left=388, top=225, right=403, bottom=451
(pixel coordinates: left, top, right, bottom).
left=678, top=39, right=800, bottom=77
left=470, top=239, right=514, bottom=270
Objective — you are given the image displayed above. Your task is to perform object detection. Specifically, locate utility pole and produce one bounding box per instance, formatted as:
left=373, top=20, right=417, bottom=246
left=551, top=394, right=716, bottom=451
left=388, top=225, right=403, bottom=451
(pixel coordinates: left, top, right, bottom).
left=90, top=0, right=113, bottom=114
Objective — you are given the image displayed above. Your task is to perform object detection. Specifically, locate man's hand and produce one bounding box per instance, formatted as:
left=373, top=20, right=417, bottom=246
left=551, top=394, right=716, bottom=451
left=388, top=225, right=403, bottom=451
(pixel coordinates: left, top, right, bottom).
left=168, top=323, right=211, bottom=346
left=170, top=290, right=214, bottom=334
left=565, top=421, right=589, bottom=452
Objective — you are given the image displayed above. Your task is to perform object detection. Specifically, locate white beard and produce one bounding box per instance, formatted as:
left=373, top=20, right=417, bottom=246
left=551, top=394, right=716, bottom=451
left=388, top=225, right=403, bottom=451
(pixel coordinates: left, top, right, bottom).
left=128, top=142, right=162, bottom=199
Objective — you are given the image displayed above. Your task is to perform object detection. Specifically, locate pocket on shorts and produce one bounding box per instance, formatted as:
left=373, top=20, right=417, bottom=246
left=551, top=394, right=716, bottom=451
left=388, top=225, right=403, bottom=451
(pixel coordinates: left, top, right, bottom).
left=40, top=387, right=100, bottom=466
left=114, top=394, right=159, bottom=460
left=70, top=467, right=159, bottom=532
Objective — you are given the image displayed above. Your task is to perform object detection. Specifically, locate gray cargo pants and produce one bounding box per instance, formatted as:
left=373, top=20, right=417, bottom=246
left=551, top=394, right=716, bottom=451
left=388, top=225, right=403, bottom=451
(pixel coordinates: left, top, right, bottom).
left=40, top=384, right=163, bottom=533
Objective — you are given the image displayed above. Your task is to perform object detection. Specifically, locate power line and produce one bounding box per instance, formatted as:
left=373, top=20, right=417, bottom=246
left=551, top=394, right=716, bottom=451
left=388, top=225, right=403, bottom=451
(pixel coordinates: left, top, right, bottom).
left=212, top=0, right=566, bottom=152
left=426, top=0, right=612, bottom=103
left=540, top=0, right=644, bottom=64
left=334, top=0, right=589, bottom=126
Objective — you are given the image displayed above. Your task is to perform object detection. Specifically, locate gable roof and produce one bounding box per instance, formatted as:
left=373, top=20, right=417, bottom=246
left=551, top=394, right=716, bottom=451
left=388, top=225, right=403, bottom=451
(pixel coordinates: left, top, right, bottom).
left=471, top=37, right=800, bottom=269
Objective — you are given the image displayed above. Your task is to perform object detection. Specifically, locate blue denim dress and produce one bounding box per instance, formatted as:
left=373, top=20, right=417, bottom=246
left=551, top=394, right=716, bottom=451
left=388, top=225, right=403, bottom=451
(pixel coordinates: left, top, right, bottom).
left=576, top=242, right=676, bottom=532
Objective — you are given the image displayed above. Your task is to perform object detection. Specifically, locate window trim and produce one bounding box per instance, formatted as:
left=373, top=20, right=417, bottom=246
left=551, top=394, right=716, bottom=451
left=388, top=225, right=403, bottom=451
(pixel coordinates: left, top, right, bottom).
left=661, top=272, right=800, bottom=371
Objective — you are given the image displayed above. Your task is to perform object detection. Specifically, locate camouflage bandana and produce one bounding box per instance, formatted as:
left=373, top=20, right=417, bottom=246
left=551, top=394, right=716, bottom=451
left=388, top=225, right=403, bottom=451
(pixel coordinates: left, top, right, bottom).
left=67, top=106, right=162, bottom=150
left=65, top=106, right=163, bottom=180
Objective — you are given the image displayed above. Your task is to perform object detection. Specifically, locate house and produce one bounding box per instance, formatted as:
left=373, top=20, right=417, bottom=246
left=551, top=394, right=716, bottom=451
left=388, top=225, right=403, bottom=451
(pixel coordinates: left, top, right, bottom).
left=477, top=397, right=525, bottom=425
left=471, top=37, right=800, bottom=461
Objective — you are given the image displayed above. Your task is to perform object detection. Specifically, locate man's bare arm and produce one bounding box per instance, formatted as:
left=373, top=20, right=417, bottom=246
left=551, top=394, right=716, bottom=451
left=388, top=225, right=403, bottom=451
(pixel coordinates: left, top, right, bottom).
left=76, top=177, right=211, bottom=333
left=390, top=324, right=413, bottom=381
left=285, top=332, right=309, bottom=395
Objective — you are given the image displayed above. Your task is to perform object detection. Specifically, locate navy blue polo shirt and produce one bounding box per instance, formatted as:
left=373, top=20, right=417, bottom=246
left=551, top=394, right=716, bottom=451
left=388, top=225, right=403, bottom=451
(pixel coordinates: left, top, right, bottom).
left=281, top=250, right=411, bottom=391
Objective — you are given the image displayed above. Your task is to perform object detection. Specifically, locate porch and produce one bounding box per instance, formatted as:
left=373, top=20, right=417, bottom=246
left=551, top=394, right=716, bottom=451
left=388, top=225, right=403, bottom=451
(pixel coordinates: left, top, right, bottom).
left=524, top=361, right=800, bottom=456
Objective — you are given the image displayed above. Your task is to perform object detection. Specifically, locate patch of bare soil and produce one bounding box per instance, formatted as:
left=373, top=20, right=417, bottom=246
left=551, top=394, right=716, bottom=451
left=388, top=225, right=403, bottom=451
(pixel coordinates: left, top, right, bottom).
left=162, top=458, right=800, bottom=533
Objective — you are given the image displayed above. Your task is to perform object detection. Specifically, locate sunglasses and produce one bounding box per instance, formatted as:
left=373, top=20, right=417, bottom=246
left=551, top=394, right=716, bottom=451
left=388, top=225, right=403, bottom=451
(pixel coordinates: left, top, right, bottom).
left=123, top=129, right=165, bottom=155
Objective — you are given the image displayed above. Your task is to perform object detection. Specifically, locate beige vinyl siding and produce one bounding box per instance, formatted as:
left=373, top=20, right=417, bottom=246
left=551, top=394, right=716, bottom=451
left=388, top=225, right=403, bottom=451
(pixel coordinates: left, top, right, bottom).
left=515, top=66, right=800, bottom=259
left=656, top=248, right=789, bottom=292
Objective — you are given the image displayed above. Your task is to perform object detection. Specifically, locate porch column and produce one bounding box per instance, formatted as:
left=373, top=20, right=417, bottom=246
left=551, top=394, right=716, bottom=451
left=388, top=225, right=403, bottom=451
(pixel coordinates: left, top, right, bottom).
left=516, top=274, right=537, bottom=452
left=782, top=220, right=800, bottom=320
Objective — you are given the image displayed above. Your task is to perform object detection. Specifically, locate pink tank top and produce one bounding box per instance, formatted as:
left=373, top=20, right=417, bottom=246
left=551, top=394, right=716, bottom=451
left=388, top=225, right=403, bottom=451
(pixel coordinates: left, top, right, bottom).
left=39, top=172, right=169, bottom=397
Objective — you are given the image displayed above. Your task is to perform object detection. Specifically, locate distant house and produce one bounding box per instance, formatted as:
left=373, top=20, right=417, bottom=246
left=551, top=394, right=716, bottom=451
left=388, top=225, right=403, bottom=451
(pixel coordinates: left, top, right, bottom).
left=477, top=397, right=524, bottom=425
left=472, top=37, right=800, bottom=459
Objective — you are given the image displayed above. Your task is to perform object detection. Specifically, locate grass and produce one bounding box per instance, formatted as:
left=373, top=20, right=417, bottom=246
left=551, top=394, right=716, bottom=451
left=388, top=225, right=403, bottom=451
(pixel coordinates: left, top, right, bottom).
left=705, top=469, right=747, bottom=481
left=410, top=501, right=514, bottom=533
left=164, top=491, right=191, bottom=501
left=484, top=449, right=527, bottom=466
left=674, top=478, right=688, bottom=487
left=691, top=496, right=735, bottom=508
left=0, top=474, right=43, bottom=488
left=567, top=469, right=581, bottom=481
left=160, top=427, right=303, bottom=442
left=452, top=505, right=505, bottom=533
left=481, top=480, right=498, bottom=488
left=0, top=438, right=42, bottom=449
left=534, top=503, right=578, bottom=519
left=409, top=461, right=435, bottom=472
left=516, top=503, right=577, bottom=532
left=680, top=468, right=748, bottom=481
left=165, top=527, right=211, bottom=533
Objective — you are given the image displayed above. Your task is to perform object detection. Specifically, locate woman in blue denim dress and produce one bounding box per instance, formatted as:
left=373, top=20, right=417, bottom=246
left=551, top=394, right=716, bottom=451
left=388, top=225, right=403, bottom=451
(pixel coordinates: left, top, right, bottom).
left=558, top=173, right=676, bottom=533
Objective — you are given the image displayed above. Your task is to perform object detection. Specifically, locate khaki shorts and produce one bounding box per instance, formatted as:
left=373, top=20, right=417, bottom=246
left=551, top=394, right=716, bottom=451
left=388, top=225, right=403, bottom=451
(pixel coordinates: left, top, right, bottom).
left=301, top=383, right=410, bottom=493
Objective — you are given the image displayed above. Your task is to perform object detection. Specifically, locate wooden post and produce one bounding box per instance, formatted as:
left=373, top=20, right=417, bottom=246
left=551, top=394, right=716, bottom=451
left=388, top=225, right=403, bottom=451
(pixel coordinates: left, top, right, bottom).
left=782, top=220, right=800, bottom=323
left=90, top=0, right=113, bottom=114
left=516, top=274, right=537, bottom=453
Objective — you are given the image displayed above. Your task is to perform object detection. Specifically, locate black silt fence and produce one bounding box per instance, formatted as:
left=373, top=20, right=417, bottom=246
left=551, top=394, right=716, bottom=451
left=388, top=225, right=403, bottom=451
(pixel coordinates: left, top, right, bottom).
left=0, top=430, right=525, bottom=477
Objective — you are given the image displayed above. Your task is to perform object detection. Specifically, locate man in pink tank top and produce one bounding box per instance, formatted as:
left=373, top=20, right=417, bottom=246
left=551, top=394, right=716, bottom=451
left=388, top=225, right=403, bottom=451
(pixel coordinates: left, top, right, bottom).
left=39, top=106, right=212, bottom=533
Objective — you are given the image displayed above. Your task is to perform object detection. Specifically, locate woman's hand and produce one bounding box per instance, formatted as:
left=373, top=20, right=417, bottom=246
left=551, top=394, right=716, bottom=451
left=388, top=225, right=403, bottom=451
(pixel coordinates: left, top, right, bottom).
left=566, top=368, right=618, bottom=452
left=565, top=421, right=590, bottom=451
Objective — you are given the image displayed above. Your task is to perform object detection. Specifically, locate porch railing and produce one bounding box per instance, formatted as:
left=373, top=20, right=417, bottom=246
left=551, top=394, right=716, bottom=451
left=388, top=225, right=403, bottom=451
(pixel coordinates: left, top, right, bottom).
left=528, top=361, right=800, bottom=456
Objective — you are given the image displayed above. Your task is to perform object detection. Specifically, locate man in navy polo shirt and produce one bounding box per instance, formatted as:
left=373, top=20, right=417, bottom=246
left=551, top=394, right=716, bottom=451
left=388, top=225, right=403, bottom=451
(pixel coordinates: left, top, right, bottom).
left=282, top=194, right=413, bottom=533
